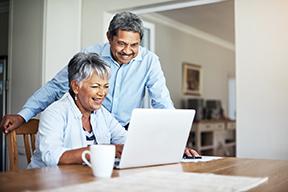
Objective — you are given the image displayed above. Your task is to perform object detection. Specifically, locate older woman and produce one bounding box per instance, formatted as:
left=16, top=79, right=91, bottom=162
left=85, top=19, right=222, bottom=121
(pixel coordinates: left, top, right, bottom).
left=28, top=52, right=127, bottom=168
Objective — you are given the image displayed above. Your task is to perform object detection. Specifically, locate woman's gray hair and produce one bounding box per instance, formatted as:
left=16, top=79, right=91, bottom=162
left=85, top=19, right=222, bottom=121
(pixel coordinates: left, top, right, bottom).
left=107, top=11, right=144, bottom=40
left=68, top=52, right=110, bottom=90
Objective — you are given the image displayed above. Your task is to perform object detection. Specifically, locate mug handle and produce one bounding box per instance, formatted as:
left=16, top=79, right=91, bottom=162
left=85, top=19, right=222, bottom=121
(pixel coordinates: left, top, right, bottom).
left=81, top=150, right=92, bottom=167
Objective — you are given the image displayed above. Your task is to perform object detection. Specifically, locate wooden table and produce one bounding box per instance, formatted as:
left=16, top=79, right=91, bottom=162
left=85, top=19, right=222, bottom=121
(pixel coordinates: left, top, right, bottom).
left=1, top=157, right=288, bottom=192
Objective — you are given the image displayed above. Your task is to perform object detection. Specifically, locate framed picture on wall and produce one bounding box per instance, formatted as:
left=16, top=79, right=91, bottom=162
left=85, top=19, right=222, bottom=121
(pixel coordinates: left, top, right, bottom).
left=182, top=63, right=202, bottom=96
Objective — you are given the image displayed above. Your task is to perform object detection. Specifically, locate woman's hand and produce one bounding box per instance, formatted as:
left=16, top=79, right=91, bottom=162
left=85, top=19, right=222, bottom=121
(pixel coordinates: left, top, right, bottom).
left=115, top=144, right=124, bottom=158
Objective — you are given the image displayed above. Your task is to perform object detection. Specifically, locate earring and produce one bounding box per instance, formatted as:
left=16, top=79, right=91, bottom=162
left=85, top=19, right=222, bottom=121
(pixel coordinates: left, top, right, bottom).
left=74, top=95, right=77, bottom=101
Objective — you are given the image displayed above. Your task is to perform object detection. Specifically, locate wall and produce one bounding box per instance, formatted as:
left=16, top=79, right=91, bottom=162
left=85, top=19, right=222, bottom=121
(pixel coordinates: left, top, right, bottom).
left=43, top=0, right=81, bottom=82
left=9, top=0, right=43, bottom=114
left=236, top=0, right=288, bottom=160
left=149, top=18, right=234, bottom=112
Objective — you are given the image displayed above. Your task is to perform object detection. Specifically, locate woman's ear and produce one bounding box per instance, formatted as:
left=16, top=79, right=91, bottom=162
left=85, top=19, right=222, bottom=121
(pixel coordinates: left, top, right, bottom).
left=70, top=80, right=79, bottom=95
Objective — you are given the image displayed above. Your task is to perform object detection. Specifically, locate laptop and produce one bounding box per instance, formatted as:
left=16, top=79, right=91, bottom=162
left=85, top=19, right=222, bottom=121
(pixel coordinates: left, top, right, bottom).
left=115, top=108, right=195, bottom=169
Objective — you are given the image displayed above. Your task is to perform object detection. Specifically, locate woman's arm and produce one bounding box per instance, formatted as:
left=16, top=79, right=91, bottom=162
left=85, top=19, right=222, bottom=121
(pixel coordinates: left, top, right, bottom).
left=58, top=146, right=89, bottom=165
left=100, top=107, right=127, bottom=144
left=59, top=144, right=123, bottom=164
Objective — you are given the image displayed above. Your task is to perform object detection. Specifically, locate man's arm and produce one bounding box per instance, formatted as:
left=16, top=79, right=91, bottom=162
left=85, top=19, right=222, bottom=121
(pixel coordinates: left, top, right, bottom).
left=19, top=66, right=69, bottom=121
left=146, top=55, right=174, bottom=109
left=0, top=66, right=69, bottom=133
left=0, top=115, right=25, bottom=134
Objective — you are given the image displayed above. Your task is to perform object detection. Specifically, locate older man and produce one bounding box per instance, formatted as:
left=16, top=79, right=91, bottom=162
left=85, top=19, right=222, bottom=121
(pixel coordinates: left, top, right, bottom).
left=1, top=11, right=174, bottom=132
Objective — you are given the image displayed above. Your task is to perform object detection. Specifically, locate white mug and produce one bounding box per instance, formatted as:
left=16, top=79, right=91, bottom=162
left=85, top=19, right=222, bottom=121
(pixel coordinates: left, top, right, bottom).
left=81, top=145, right=115, bottom=178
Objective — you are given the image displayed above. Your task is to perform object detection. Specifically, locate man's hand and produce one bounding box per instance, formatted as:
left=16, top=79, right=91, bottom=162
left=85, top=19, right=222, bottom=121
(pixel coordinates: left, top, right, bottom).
left=0, top=114, right=25, bottom=134
left=184, top=147, right=201, bottom=157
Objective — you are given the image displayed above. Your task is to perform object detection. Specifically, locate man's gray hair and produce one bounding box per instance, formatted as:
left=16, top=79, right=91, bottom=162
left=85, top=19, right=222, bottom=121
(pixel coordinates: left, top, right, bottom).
left=68, top=52, right=110, bottom=90
left=107, top=11, right=144, bottom=40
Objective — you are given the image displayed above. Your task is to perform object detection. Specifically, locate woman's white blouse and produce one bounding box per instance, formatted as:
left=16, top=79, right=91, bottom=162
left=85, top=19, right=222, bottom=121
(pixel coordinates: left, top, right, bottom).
left=28, top=92, right=127, bottom=168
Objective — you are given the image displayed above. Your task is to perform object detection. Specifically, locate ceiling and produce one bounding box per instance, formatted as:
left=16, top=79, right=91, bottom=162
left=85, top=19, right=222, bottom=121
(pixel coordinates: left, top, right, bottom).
left=148, top=0, right=234, bottom=43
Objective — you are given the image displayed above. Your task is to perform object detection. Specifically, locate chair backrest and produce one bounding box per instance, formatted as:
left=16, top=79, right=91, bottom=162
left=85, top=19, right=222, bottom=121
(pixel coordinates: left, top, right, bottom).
left=7, top=119, right=39, bottom=171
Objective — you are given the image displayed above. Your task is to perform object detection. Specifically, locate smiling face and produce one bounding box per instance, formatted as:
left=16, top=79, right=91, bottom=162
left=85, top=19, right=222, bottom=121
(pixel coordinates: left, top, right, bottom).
left=71, top=72, right=109, bottom=115
left=108, top=30, right=141, bottom=65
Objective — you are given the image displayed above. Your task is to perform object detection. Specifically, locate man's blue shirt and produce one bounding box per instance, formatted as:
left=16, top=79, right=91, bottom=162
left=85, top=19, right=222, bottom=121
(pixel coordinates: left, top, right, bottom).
left=18, top=43, right=174, bottom=126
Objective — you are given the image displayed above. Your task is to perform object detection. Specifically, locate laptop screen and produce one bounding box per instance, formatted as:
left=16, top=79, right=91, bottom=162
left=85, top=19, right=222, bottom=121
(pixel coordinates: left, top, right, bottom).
left=116, top=108, right=195, bottom=169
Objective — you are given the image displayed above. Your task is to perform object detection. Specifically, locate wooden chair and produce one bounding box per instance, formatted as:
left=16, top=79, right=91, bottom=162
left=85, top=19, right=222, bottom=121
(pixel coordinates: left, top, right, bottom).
left=7, top=119, right=39, bottom=171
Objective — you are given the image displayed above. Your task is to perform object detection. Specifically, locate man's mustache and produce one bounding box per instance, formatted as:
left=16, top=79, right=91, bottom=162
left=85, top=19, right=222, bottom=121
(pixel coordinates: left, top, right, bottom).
left=119, top=52, right=134, bottom=56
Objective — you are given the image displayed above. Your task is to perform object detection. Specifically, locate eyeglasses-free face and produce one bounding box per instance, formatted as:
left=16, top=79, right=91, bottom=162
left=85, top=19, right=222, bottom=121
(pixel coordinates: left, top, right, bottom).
left=109, top=30, right=141, bottom=65
left=72, top=72, right=109, bottom=115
